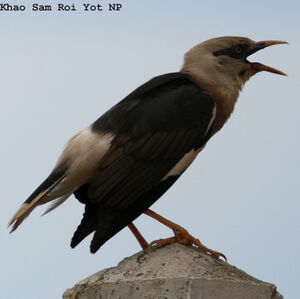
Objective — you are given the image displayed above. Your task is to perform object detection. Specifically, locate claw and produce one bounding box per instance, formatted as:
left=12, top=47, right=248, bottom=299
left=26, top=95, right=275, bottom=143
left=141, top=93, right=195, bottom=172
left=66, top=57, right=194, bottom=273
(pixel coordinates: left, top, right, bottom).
left=150, top=225, right=226, bottom=261
left=192, top=237, right=227, bottom=261
left=150, top=236, right=176, bottom=248
left=144, top=209, right=227, bottom=261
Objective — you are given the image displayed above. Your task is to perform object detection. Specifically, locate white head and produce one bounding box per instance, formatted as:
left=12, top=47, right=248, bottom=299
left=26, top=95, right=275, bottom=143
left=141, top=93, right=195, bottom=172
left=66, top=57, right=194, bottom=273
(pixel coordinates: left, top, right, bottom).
left=182, top=36, right=287, bottom=95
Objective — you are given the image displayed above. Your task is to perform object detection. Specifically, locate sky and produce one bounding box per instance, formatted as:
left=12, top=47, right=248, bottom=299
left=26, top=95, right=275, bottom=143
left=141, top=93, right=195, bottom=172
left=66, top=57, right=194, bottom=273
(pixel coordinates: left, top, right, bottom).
left=1, top=1, right=299, bottom=298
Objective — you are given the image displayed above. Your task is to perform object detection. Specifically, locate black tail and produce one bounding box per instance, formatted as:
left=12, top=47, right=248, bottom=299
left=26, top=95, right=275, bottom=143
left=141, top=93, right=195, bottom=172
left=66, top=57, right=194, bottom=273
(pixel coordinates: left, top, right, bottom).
left=71, top=176, right=179, bottom=253
left=9, top=163, right=68, bottom=232
left=25, top=163, right=67, bottom=204
left=70, top=199, right=144, bottom=253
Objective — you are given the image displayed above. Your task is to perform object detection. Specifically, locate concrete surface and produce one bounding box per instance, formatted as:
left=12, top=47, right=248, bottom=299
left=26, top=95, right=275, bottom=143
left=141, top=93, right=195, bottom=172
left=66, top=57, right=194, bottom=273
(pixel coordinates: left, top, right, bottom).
left=63, top=243, right=283, bottom=299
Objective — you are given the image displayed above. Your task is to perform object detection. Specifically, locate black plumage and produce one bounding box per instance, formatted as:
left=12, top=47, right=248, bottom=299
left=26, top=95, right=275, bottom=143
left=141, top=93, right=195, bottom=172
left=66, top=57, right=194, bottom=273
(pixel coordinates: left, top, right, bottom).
left=10, top=36, right=287, bottom=259
left=72, top=72, right=216, bottom=252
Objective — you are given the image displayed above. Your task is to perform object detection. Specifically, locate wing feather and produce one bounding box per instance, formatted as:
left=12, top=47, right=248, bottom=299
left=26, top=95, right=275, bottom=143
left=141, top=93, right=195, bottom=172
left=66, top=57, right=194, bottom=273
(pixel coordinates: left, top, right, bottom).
left=8, top=168, right=67, bottom=232
left=72, top=72, right=216, bottom=251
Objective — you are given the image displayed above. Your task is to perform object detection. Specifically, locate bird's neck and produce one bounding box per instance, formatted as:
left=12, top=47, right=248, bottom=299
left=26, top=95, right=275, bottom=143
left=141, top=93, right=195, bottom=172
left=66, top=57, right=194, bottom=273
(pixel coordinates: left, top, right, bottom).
left=181, top=68, right=241, bottom=133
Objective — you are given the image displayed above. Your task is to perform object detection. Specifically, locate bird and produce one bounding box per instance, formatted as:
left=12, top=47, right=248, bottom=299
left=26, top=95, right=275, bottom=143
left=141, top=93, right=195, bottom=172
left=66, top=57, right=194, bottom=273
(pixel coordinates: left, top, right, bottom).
left=9, top=36, right=287, bottom=260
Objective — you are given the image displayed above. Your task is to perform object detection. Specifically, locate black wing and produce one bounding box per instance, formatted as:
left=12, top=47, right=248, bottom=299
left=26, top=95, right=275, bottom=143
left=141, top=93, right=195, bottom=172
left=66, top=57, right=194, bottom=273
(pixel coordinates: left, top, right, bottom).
left=71, top=73, right=216, bottom=252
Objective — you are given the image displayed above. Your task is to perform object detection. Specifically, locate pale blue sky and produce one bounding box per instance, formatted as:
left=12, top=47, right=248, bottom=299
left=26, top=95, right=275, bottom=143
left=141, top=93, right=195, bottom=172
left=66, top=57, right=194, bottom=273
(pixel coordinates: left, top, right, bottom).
left=1, top=1, right=299, bottom=298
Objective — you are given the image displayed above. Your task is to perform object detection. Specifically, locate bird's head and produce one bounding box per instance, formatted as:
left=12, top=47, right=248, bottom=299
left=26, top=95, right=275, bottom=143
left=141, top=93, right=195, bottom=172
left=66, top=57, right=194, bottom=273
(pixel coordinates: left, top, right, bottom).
left=182, top=36, right=287, bottom=94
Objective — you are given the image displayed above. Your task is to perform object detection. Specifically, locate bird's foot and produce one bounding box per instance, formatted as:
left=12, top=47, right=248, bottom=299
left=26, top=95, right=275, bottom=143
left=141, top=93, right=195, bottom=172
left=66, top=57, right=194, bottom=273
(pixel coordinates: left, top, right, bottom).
left=150, top=225, right=226, bottom=261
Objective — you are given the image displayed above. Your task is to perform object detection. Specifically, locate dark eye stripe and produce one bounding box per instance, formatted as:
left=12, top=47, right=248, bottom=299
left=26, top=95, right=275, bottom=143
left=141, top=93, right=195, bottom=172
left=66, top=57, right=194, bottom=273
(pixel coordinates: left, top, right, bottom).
left=213, top=45, right=247, bottom=59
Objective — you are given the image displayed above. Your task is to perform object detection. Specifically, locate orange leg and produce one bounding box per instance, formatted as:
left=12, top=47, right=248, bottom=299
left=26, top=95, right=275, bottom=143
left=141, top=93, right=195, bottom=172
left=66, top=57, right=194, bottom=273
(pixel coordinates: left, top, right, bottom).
left=144, top=209, right=226, bottom=261
left=128, top=222, right=149, bottom=250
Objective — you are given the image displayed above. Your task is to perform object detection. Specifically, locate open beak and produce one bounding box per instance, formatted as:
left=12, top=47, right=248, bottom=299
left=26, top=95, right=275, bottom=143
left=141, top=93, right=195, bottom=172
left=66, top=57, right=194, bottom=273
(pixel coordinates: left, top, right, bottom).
left=249, top=40, right=288, bottom=76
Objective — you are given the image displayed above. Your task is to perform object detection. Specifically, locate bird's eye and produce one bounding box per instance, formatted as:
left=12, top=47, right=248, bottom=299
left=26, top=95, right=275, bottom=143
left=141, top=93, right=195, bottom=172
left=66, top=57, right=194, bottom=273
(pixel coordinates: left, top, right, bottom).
left=213, top=44, right=247, bottom=59
left=234, top=46, right=243, bottom=54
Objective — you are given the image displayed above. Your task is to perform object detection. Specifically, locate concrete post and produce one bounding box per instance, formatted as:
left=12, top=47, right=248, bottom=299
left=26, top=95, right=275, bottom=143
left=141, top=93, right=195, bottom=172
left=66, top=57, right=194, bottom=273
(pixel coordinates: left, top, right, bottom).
left=63, top=243, right=283, bottom=299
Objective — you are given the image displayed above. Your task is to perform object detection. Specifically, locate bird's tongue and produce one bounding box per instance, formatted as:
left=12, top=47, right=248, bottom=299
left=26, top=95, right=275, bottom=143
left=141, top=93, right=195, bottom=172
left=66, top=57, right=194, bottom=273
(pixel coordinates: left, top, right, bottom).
left=251, top=62, right=287, bottom=76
